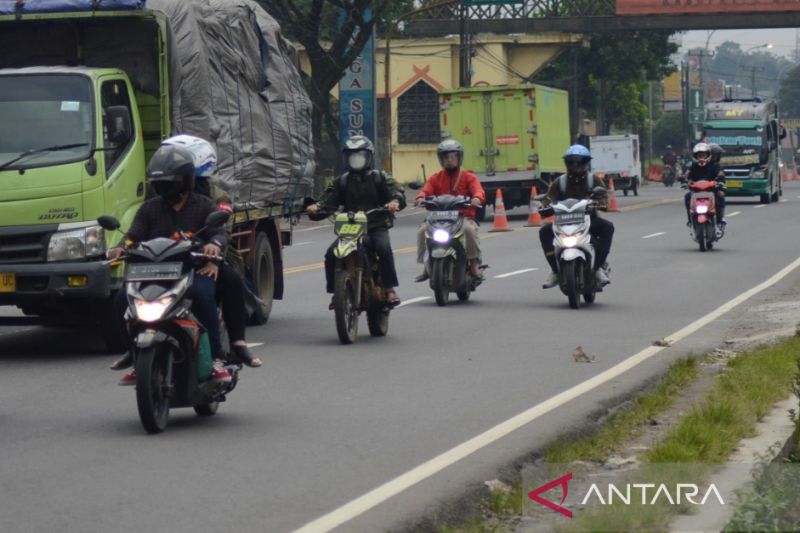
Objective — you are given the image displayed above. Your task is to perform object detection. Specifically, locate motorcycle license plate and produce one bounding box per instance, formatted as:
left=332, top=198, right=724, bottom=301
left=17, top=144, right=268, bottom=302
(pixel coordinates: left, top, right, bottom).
left=0, top=273, right=15, bottom=293
left=555, top=213, right=584, bottom=225
left=434, top=210, right=460, bottom=217
left=726, top=180, right=742, bottom=188
left=126, top=262, right=183, bottom=282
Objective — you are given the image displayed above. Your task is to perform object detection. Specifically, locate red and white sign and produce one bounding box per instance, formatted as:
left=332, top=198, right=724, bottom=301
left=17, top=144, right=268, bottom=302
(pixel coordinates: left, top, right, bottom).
left=496, top=135, right=520, bottom=145
left=617, top=0, right=800, bottom=15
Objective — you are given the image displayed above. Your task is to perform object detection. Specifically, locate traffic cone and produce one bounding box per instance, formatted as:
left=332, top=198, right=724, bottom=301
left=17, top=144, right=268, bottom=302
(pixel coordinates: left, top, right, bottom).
left=793, top=161, right=799, bottom=181
left=489, top=189, right=513, bottom=232
left=783, top=163, right=789, bottom=182
left=525, top=186, right=543, bottom=227
left=607, top=177, right=620, bottom=212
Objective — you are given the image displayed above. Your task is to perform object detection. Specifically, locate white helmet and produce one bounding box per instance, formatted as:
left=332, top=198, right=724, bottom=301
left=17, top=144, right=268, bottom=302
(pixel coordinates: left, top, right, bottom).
left=692, top=142, right=711, bottom=166
left=162, top=134, right=217, bottom=177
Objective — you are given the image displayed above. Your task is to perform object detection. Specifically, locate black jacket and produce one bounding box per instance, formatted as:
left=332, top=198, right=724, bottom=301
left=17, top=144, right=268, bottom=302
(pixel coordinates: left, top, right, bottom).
left=317, top=169, right=406, bottom=230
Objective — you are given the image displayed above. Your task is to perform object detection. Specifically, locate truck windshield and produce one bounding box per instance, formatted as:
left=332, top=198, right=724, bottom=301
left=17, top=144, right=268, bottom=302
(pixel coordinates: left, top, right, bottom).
left=0, top=75, right=93, bottom=170
left=705, top=128, right=764, bottom=152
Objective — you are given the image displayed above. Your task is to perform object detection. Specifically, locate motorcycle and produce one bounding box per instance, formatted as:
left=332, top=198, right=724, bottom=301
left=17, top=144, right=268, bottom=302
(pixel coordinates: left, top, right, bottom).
left=420, top=195, right=485, bottom=306
left=662, top=163, right=676, bottom=187
left=684, top=180, right=724, bottom=252
left=98, top=212, right=241, bottom=434
left=539, top=190, right=607, bottom=309
left=326, top=208, right=393, bottom=344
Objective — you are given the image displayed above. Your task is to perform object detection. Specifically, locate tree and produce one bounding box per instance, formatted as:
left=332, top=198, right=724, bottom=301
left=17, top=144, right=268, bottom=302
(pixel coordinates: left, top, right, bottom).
left=257, top=0, right=414, bottom=175
left=705, top=41, right=795, bottom=98
left=778, top=65, right=800, bottom=118
left=534, top=31, right=677, bottom=135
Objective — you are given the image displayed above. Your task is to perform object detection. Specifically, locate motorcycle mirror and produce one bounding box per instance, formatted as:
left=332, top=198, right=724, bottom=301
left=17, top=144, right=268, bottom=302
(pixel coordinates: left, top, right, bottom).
left=591, top=186, right=607, bottom=197
left=407, top=181, right=423, bottom=190
left=205, top=211, right=230, bottom=229
left=534, top=193, right=548, bottom=202
left=97, top=215, right=121, bottom=231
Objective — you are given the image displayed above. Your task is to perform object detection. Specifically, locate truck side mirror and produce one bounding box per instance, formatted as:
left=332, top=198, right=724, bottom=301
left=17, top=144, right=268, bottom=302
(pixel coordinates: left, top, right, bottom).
left=106, top=106, right=132, bottom=145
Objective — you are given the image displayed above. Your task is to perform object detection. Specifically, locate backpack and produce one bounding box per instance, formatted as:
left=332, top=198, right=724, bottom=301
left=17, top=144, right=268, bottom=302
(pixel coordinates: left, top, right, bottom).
left=558, top=173, right=594, bottom=198
left=338, top=169, right=386, bottom=198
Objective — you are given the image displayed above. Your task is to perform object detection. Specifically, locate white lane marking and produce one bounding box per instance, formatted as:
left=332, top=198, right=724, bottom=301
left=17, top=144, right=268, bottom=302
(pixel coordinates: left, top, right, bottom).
left=641, top=232, right=666, bottom=239
left=396, top=296, right=431, bottom=308
left=293, top=241, right=314, bottom=247
left=727, top=211, right=741, bottom=217
left=780, top=199, right=789, bottom=203
left=246, top=343, right=264, bottom=348
left=494, top=268, right=538, bottom=279
left=754, top=204, right=767, bottom=209
left=796, top=195, right=800, bottom=199
left=291, top=254, right=800, bottom=533
left=294, top=225, right=330, bottom=233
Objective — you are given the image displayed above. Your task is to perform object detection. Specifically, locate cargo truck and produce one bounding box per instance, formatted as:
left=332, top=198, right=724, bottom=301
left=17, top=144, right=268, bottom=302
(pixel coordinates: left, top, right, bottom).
left=439, top=84, right=570, bottom=221
left=0, top=0, right=314, bottom=351
left=703, top=98, right=784, bottom=203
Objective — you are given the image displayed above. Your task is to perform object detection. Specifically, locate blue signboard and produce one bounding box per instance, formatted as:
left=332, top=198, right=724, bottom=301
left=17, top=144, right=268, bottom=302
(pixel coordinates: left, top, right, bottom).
left=339, top=9, right=377, bottom=154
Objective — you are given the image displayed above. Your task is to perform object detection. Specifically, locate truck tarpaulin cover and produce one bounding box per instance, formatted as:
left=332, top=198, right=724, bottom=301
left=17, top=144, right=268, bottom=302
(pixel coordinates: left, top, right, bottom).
left=617, top=0, right=800, bottom=15
left=0, top=0, right=315, bottom=209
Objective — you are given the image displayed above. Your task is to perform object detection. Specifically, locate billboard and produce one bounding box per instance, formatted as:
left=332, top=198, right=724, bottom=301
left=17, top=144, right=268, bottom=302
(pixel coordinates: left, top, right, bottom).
left=339, top=9, right=377, bottom=151
left=617, top=0, right=800, bottom=16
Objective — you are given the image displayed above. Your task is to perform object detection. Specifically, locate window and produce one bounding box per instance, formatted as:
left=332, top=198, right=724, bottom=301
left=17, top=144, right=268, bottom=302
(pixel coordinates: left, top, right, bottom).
left=397, top=81, right=440, bottom=144
left=101, top=79, right=134, bottom=174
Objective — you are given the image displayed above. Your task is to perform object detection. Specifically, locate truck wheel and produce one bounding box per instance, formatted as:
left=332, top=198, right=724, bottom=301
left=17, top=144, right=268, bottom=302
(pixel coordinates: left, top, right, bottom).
left=623, top=189, right=628, bottom=197
left=759, top=193, right=771, bottom=204
left=632, top=182, right=639, bottom=196
left=248, top=232, right=274, bottom=325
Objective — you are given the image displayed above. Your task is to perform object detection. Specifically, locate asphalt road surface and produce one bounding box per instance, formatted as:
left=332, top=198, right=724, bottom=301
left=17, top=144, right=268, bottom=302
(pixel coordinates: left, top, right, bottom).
left=3, top=182, right=800, bottom=533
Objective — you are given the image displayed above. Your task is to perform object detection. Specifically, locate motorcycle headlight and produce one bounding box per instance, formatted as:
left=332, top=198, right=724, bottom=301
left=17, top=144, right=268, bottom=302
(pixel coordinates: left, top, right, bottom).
left=134, top=296, right=175, bottom=323
left=695, top=205, right=709, bottom=214
left=432, top=229, right=451, bottom=243
left=47, top=225, right=106, bottom=262
left=561, top=235, right=579, bottom=248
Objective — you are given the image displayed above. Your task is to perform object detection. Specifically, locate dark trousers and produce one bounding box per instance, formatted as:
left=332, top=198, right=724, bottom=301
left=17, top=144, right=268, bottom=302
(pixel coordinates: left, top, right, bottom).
left=115, top=269, right=224, bottom=359
left=685, top=191, right=725, bottom=221
left=216, top=263, right=246, bottom=343
left=325, top=227, right=399, bottom=293
left=539, top=216, right=615, bottom=272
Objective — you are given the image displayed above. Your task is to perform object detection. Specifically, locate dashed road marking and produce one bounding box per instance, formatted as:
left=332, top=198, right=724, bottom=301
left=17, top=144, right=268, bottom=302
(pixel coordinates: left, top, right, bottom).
left=494, top=268, right=538, bottom=279
left=727, top=211, right=741, bottom=217
left=641, top=232, right=666, bottom=239
left=396, top=296, right=431, bottom=308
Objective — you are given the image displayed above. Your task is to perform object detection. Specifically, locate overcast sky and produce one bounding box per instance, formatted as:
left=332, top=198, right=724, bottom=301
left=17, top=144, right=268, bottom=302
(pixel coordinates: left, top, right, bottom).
left=680, top=29, right=798, bottom=58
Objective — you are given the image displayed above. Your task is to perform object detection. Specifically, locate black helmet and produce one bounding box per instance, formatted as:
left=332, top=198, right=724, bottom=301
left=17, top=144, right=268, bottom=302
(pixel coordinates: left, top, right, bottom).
left=437, top=139, right=464, bottom=168
left=147, top=144, right=196, bottom=203
left=342, top=135, right=374, bottom=172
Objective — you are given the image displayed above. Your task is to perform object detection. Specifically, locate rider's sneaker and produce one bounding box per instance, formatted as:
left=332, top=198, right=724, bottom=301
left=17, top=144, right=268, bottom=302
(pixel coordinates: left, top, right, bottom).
left=720, top=218, right=727, bottom=226
left=595, top=268, right=611, bottom=286
left=118, top=370, right=136, bottom=386
left=542, top=272, right=559, bottom=289
left=211, top=360, right=232, bottom=384
left=414, top=270, right=429, bottom=283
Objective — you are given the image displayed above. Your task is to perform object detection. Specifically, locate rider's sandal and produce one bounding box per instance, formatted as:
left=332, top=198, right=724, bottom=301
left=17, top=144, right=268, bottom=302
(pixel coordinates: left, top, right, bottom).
left=385, top=291, right=401, bottom=307
left=231, top=344, right=263, bottom=368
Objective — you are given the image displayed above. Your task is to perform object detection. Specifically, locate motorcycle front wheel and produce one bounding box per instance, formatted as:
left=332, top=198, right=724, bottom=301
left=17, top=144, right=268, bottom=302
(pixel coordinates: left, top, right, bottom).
left=431, top=259, right=450, bottom=307
left=334, top=270, right=359, bottom=344
left=194, top=402, right=219, bottom=417
left=366, top=302, right=389, bottom=337
left=697, top=223, right=708, bottom=252
left=564, top=261, right=581, bottom=309
left=135, top=346, right=171, bottom=434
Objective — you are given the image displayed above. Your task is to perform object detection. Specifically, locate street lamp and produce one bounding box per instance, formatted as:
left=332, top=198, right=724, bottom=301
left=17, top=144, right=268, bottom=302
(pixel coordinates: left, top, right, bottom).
left=733, top=43, right=773, bottom=97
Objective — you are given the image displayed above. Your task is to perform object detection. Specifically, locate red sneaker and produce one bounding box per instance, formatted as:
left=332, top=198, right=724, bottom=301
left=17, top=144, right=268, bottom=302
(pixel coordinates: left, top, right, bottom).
left=118, top=371, right=136, bottom=386
left=211, top=360, right=232, bottom=384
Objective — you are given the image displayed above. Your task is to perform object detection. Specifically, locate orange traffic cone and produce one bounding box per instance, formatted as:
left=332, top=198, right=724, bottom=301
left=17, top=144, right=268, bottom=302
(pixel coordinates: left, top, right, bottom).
left=525, top=186, right=543, bottom=227
left=793, top=161, right=799, bottom=181
left=783, top=163, right=789, bottom=182
left=606, top=177, right=620, bottom=212
left=489, top=189, right=513, bottom=232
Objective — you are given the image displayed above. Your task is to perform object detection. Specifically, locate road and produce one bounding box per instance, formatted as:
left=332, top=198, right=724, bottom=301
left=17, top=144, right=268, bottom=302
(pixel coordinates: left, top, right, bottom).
left=2, top=182, right=800, bottom=533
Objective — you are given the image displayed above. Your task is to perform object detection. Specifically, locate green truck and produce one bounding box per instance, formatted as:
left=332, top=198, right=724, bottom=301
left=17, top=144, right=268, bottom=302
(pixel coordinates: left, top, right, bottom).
left=439, top=84, right=571, bottom=220
left=703, top=99, right=784, bottom=203
left=0, top=1, right=314, bottom=351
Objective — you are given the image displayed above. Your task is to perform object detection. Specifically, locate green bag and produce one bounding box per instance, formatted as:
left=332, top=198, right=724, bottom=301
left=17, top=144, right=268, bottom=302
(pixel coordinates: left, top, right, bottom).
left=197, top=331, right=213, bottom=381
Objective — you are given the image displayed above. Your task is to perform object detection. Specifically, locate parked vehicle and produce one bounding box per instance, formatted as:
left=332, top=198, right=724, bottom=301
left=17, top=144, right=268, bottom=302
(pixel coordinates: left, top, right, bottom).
left=540, top=194, right=607, bottom=309
left=328, top=209, right=392, bottom=344
left=703, top=98, right=784, bottom=203
left=98, top=212, right=241, bottom=434
left=0, top=1, right=314, bottom=351
left=439, top=84, right=570, bottom=221
left=685, top=180, right=725, bottom=252
left=421, top=195, right=484, bottom=306
left=589, top=135, right=641, bottom=196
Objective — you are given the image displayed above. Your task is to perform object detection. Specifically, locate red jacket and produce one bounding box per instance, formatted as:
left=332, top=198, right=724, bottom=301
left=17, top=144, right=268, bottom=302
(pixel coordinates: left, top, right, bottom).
left=415, top=168, right=486, bottom=219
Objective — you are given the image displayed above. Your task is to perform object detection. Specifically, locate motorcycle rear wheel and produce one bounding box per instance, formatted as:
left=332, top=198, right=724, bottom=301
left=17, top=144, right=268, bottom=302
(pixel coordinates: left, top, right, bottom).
left=135, top=346, right=170, bottom=434
left=334, top=270, right=359, bottom=344
left=431, top=259, right=450, bottom=307
left=564, top=261, right=581, bottom=309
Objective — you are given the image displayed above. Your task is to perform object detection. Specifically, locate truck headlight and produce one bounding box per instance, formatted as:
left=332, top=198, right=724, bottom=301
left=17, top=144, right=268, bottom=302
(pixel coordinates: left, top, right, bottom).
left=47, top=225, right=106, bottom=262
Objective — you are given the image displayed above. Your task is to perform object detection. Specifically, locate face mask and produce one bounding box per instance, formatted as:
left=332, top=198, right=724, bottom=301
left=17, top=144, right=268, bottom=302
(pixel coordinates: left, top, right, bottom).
left=348, top=152, right=368, bottom=171
left=153, top=180, right=184, bottom=205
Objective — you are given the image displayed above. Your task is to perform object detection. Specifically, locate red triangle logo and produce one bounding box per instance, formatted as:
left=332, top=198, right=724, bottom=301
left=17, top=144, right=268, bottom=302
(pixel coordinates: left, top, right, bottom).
left=527, top=472, right=573, bottom=518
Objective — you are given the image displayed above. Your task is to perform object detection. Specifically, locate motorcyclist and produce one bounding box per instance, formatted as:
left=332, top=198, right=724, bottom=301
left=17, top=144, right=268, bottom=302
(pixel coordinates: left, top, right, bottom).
left=107, top=144, right=256, bottom=386
left=413, top=139, right=486, bottom=282
left=682, top=142, right=726, bottom=226
left=306, top=135, right=406, bottom=307
left=540, top=145, right=614, bottom=289
left=662, top=145, right=678, bottom=173
left=708, top=142, right=724, bottom=165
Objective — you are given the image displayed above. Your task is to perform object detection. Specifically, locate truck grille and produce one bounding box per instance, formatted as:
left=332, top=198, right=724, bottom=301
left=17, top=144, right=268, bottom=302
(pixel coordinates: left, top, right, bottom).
left=0, top=226, right=53, bottom=264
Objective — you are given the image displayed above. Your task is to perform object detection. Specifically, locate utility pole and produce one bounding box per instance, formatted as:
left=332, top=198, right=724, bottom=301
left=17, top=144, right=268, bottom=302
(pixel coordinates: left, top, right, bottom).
left=458, top=0, right=471, bottom=87
left=571, top=46, right=579, bottom=138
left=648, top=81, right=654, bottom=167
left=751, top=66, right=757, bottom=97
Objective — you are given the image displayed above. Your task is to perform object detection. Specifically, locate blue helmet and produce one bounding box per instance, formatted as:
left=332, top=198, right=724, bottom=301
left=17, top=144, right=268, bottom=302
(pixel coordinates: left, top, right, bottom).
left=564, top=144, right=591, bottom=159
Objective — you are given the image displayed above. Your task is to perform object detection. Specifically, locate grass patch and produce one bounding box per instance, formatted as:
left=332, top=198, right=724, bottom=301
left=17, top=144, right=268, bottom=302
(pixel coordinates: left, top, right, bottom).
left=546, top=356, right=700, bottom=464
left=565, top=337, right=800, bottom=532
